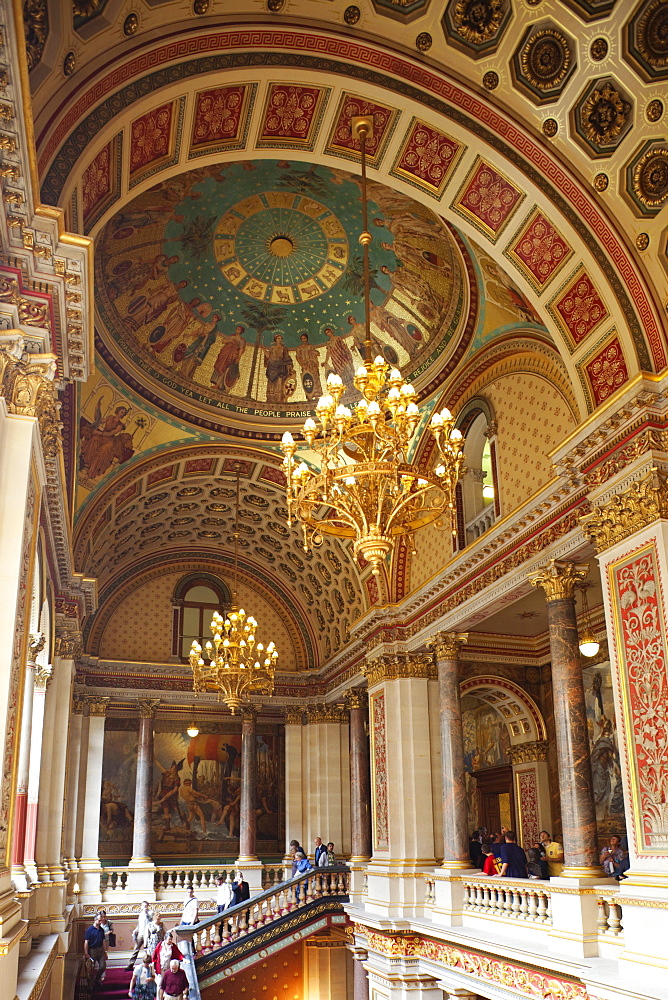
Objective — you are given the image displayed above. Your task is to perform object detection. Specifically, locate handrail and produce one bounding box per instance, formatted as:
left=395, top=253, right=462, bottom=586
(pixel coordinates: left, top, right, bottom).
left=173, top=865, right=350, bottom=999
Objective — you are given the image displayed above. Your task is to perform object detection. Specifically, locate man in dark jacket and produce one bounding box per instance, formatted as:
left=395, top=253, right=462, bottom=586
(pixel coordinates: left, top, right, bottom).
left=232, top=870, right=250, bottom=904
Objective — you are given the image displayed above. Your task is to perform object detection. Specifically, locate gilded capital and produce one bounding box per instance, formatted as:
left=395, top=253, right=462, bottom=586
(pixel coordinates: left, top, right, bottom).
left=362, top=652, right=436, bottom=689
left=529, top=560, right=588, bottom=601
left=0, top=349, right=62, bottom=458
left=284, top=706, right=304, bottom=725
left=582, top=467, right=668, bottom=553
left=306, top=702, right=348, bottom=724
left=428, top=631, right=468, bottom=661
left=506, top=740, right=549, bottom=764
left=34, top=663, right=52, bottom=690
left=55, top=627, right=83, bottom=659
left=72, top=697, right=85, bottom=715
left=137, top=698, right=160, bottom=719
left=27, top=632, right=46, bottom=661
left=87, top=697, right=110, bottom=717
left=345, top=687, right=368, bottom=711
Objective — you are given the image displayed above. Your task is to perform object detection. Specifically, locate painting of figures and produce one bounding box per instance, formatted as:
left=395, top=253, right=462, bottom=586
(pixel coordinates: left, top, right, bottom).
left=582, top=660, right=626, bottom=839
left=461, top=694, right=510, bottom=773
left=99, top=723, right=282, bottom=859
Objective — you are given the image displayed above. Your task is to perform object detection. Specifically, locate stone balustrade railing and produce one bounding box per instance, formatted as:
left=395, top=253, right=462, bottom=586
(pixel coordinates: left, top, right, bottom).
left=100, top=863, right=288, bottom=898
left=596, top=891, right=623, bottom=938
left=461, top=874, right=552, bottom=925
left=176, top=866, right=349, bottom=958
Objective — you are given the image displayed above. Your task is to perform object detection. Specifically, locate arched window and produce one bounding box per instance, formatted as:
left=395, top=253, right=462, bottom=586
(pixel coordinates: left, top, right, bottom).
left=453, top=399, right=499, bottom=550
left=171, top=574, right=231, bottom=661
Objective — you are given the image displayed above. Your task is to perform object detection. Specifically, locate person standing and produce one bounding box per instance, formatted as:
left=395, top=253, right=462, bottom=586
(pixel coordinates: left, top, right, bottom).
left=83, top=913, right=107, bottom=986
left=129, top=954, right=157, bottom=1000
left=469, top=830, right=483, bottom=869
left=314, top=837, right=328, bottom=867
left=539, top=830, right=565, bottom=878
left=215, top=874, right=234, bottom=912
left=180, top=886, right=199, bottom=926
left=491, top=830, right=528, bottom=878
left=158, top=958, right=189, bottom=1000
left=232, top=870, right=250, bottom=905
left=126, top=900, right=154, bottom=970
left=153, top=931, right=182, bottom=988
left=146, top=914, right=165, bottom=956
left=326, top=842, right=336, bottom=865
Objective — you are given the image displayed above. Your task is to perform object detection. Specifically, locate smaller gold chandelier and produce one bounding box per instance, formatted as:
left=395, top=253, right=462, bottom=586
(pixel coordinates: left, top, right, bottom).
left=189, top=468, right=278, bottom=712
left=189, top=609, right=277, bottom=714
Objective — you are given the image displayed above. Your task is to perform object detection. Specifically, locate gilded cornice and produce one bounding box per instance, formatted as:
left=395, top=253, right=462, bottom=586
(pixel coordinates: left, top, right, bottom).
left=306, top=703, right=347, bottom=724
left=428, top=631, right=468, bottom=661
left=86, top=696, right=110, bottom=717
left=506, top=740, right=549, bottom=764
left=529, top=560, right=589, bottom=602
left=362, top=652, right=436, bottom=688
left=581, top=466, right=668, bottom=553
left=137, top=698, right=160, bottom=719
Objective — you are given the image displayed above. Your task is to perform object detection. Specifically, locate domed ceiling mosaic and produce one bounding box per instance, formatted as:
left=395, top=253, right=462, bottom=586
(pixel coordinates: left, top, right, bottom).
left=95, top=159, right=468, bottom=433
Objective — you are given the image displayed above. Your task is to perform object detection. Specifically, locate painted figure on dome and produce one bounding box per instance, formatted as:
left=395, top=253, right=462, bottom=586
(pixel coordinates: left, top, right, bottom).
left=79, top=404, right=135, bottom=480
left=210, top=324, right=247, bottom=391
left=263, top=333, right=295, bottom=403
left=294, top=332, right=323, bottom=401
left=323, top=325, right=355, bottom=382
left=180, top=313, right=220, bottom=380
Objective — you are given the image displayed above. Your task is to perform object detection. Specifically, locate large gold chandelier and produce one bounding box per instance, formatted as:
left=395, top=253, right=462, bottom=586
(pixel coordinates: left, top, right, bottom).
left=189, top=468, right=277, bottom=713
left=280, top=116, right=465, bottom=577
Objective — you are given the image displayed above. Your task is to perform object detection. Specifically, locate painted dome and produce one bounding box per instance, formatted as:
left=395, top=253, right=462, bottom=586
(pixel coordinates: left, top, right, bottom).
left=94, top=159, right=468, bottom=432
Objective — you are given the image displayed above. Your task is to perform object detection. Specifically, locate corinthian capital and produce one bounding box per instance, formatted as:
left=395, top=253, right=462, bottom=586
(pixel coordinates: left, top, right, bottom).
left=0, top=346, right=62, bottom=458
left=582, top=467, right=668, bottom=553
left=28, top=632, right=46, bottom=661
left=529, top=560, right=589, bottom=601
left=428, top=631, right=468, bottom=661
left=87, top=697, right=110, bottom=717
left=137, top=699, right=160, bottom=719
left=34, top=663, right=53, bottom=690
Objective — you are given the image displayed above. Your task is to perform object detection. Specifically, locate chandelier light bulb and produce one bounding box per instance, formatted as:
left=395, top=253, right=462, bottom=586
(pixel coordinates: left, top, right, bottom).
left=579, top=630, right=600, bottom=657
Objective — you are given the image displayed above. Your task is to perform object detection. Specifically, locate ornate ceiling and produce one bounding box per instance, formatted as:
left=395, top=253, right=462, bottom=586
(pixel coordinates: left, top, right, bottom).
left=21, top=0, right=668, bottom=672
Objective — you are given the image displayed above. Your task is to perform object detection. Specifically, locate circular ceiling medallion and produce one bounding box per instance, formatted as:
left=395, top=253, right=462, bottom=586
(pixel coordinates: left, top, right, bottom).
left=213, top=193, right=349, bottom=305
left=95, top=160, right=467, bottom=432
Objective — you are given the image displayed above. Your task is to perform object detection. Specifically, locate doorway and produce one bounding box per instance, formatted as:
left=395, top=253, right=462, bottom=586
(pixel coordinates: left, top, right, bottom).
left=474, top=765, right=515, bottom=835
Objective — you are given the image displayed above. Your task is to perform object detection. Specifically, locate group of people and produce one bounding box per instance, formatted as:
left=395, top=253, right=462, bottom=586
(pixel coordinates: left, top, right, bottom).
left=83, top=892, right=201, bottom=999
left=469, top=827, right=629, bottom=880
left=214, top=870, right=250, bottom=912
left=289, top=836, right=337, bottom=875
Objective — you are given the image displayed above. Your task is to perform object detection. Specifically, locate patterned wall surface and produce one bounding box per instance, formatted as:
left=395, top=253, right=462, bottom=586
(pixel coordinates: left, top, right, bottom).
left=483, top=372, right=578, bottom=512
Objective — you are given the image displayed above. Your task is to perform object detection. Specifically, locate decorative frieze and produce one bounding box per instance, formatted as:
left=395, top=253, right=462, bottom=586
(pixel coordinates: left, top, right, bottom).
left=362, top=652, right=435, bottom=688
left=529, top=559, right=589, bottom=601
left=582, top=466, right=668, bottom=552
left=507, top=740, right=549, bottom=764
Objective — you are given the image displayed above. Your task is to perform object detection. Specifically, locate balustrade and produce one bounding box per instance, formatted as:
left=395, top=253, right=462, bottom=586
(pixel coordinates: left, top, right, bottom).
left=596, top=893, right=623, bottom=937
left=461, top=876, right=552, bottom=926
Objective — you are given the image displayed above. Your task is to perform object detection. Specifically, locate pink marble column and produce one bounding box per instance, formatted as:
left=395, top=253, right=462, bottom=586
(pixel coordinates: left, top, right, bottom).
left=131, top=700, right=159, bottom=864
left=530, top=561, right=601, bottom=875
left=352, top=951, right=369, bottom=1000
left=238, top=706, right=258, bottom=862
left=348, top=689, right=371, bottom=861
left=429, top=632, right=470, bottom=868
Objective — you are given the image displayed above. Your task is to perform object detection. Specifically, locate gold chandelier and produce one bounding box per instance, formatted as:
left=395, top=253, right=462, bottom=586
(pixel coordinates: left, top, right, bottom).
left=189, top=468, right=278, bottom=712
left=280, top=116, right=466, bottom=577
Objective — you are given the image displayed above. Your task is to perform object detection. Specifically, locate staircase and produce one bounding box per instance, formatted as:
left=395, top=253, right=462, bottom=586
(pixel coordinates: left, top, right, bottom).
left=174, top=866, right=350, bottom=998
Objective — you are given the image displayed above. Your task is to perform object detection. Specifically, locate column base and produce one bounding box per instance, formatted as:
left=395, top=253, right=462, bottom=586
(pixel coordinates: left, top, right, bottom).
left=364, top=858, right=436, bottom=919
left=234, top=859, right=263, bottom=893
left=10, top=866, right=31, bottom=893
left=432, top=866, right=478, bottom=926
left=548, top=875, right=613, bottom=957
left=76, top=861, right=102, bottom=903
left=560, top=865, right=605, bottom=878
left=125, top=863, right=157, bottom=900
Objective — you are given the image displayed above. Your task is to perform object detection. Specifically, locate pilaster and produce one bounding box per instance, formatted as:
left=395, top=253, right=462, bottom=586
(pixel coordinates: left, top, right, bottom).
left=303, top=703, right=350, bottom=859
left=78, top=697, right=109, bottom=903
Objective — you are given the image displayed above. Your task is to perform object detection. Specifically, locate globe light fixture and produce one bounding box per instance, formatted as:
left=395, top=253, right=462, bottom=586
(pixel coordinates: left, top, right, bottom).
left=189, top=467, right=277, bottom=712
left=578, top=584, right=600, bottom=658
left=280, top=116, right=466, bottom=576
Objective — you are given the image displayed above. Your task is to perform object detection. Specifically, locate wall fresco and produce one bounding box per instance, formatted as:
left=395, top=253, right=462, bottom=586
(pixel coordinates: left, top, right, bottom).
left=582, top=659, right=626, bottom=841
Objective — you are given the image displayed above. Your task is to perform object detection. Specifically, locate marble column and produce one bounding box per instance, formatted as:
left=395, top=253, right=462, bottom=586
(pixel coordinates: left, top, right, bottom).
left=348, top=689, right=371, bottom=861
left=23, top=662, right=52, bottom=885
left=429, top=632, right=470, bottom=869
left=130, top=700, right=160, bottom=864
left=34, top=653, right=59, bottom=888
left=63, top=698, right=84, bottom=872
left=238, top=706, right=258, bottom=863
left=530, top=560, right=600, bottom=876
left=11, top=635, right=44, bottom=889
left=78, top=697, right=109, bottom=902
left=46, top=644, right=77, bottom=884
left=352, top=950, right=369, bottom=1000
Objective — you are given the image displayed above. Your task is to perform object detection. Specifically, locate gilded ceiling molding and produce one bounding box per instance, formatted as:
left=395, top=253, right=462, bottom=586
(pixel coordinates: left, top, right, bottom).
left=506, top=739, right=549, bottom=764
left=428, top=631, right=468, bottom=660
left=362, top=652, right=436, bottom=688
left=582, top=466, right=668, bottom=553
left=528, top=559, right=589, bottom=601
left=34, top=30, right=663, bottom=371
